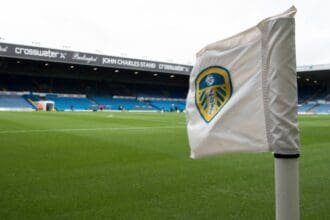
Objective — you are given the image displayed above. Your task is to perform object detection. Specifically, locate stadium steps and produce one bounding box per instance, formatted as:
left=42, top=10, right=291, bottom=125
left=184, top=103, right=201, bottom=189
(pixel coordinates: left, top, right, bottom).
left=87, top=96, right=98, bottom=105
left=148, top=100, right=186, bottom=112
left=0, top=95, right=35, bottom=110
left=21, top=96, right=37, bottom=110
left=26, top=98, right=38, bottom=109
left=46, top=96, right=94, bottom=111
left=308, top=104, right=320, bottom=112
left=148, top=103, right=161, bottom=111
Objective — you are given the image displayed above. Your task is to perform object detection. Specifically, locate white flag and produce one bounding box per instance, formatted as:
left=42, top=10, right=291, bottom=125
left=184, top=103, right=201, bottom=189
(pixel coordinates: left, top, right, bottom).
left=186, top=6, right=300, bottom=159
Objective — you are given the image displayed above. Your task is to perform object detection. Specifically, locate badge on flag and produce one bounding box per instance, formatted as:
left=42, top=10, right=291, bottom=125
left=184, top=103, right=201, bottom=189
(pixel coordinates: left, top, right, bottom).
left=195, top=66, right=232, bottom=123
left=186, top=6, right=300, bottom=159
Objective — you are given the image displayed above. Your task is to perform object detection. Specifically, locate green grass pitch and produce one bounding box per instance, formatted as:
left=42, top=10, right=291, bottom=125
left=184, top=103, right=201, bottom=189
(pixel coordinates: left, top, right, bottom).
left=0, top=112, right=329, bottom=219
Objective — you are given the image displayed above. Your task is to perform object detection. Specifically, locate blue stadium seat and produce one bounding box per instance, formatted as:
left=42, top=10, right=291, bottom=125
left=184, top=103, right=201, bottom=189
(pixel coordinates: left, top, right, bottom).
left=91, top=96, right=156, bottom=110
left=46, top=96, right=94, bottom=111
left=149, top=100, right=186, bottom=112
left=298, top=104, right=315, bottom=112
left=0, top=95, right=34, bottom=110
left=312, top=104, right=330, bottom=113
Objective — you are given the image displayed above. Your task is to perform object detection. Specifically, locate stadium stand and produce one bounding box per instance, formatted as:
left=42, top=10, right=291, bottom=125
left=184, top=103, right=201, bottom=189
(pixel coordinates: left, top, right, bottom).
left=134, top=85, right=187, bottom=99
left=298, top=103, right=315, bottom=112
left=297, top=75, right=330, bottom=114
left=91, top=96, right=155, bottom=111
left=45, top=95, right=94, bottom=111
left=148, top=100, right=186, bottom=112
left=0, top=44, right=329, bottom=114
left=314, top=104, right=330, bottom=113
left=0, top=94, right=35, bottom=110
left=23, top=94, right=42, bottom=102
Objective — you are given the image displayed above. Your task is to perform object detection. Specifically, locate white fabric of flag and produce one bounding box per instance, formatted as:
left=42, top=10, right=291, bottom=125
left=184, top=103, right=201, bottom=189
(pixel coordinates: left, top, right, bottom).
left=186, top=6, right=300, bottom=158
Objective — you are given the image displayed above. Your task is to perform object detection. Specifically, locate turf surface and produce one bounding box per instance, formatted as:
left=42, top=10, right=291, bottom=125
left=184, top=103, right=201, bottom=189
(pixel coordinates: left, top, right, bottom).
left=0, top=112, right=329, bottom=219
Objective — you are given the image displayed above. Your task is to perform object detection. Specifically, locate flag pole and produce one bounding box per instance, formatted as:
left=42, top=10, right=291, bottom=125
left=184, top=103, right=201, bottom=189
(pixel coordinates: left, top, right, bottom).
left=274, top=154, right=300, bottom=220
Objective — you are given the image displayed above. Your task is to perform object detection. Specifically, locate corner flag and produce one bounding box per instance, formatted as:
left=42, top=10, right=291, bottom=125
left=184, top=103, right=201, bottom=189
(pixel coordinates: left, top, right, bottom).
left=186, top=6, right=300, bottom=159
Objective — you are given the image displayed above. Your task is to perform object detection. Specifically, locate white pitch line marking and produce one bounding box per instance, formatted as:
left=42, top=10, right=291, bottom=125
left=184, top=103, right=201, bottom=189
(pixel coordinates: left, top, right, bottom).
left=105, top=114, right=184, bottom=124
left=0, top=126, right=184, bottom=134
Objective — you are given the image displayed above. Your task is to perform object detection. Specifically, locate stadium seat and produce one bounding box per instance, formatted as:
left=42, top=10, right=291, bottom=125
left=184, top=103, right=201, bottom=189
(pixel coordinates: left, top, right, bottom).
left=0, top=95, right=35, bottom=110
left=45, top=95, right=94, bottom=111
left=149, top=100, right=186, bottom=112
left=312, top=104, right=330, bottom=114
left=91, top=96, right=156, bottom=110
left=298, top=103, right=316, bottom=112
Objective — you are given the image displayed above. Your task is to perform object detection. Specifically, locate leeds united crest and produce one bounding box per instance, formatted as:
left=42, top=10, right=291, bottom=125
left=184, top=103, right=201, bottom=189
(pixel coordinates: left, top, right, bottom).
left=195, top=66, right=232, bottom=123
